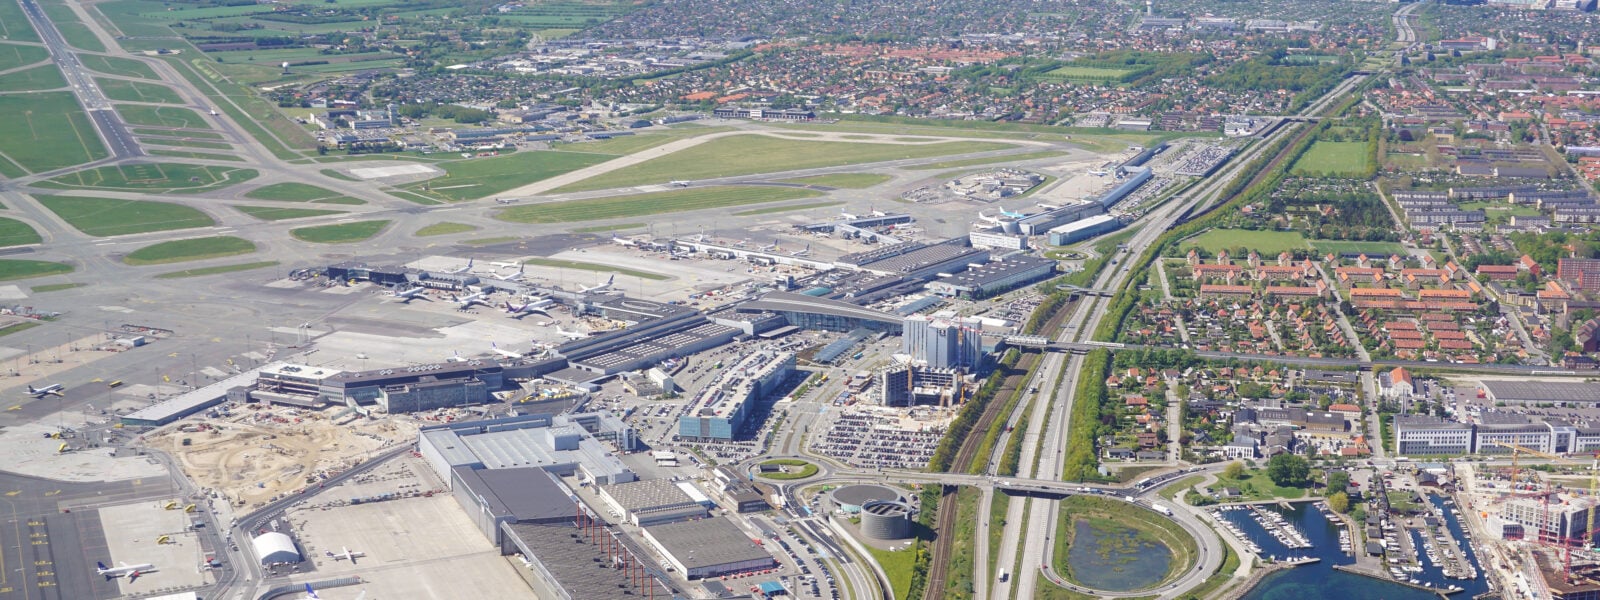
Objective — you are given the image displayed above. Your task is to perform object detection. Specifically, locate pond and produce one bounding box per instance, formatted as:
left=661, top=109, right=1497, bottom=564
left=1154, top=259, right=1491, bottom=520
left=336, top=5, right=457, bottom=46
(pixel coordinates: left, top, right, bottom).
left=1064, top=518, right=1173, bottom=591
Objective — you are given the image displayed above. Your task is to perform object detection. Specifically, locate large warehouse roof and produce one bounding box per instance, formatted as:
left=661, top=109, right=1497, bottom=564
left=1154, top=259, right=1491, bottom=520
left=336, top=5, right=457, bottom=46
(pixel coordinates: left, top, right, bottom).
left=1482, top=380, right=1600, bottom=404
left=121, top=368, right=260, bottom=427
left=252, top=532, right=301, bottom=565
left=740, top=291, right=902, bottom=327
left=645, top=517, right=774, bottom=570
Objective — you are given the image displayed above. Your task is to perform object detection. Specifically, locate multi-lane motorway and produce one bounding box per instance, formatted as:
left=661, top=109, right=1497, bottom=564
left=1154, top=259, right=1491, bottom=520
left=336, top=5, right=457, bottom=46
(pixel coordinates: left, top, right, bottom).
left=15, top=0, right=142, bottom=160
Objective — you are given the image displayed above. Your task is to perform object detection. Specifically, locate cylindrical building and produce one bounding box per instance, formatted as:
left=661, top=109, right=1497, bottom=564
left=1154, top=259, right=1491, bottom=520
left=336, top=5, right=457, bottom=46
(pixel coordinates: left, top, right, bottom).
left=859, top=500, right=913, bottom=540
left=829, top=484, right=901, bottom=514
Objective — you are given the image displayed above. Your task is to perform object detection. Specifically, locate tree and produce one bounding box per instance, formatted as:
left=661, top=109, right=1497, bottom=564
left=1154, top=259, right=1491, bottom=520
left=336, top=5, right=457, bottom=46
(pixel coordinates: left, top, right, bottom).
left=1327, top=470, right=1351, bottom=494
left=1328, top=491, right=1350, bottom=513
left=1266, top=454, right=1311, bottom=487
left=1222, top=461, right=1246, bottom=480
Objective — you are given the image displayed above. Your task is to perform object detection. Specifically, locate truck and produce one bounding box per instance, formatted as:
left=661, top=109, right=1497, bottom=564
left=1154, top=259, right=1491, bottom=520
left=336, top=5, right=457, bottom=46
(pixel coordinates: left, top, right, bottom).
left=1152, top=503, right=1174, bottom=517
left=998, top=569, right=1009, bottom=582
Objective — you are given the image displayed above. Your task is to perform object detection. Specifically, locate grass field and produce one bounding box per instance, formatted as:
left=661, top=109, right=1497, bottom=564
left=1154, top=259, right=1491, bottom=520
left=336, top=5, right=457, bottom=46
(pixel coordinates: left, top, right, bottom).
left=755, top=458, right=818, bottom=480
left=147, top=149, right=245, bottom=162
left=134, top=128, right=225, bottom=140
left=319, top=169, right=358, bottom=182
left=44, top=163, right=256, bottom=192
left=406, top=151, right=613, bottom=202
left=414, top=222, right=478, bottom=237
left=31, top=283, right=85, bottom=293
left=0, top=92, right=106, bottom=173
left=1181, top=229, right=1310, bottom=255
left=234, top=205, right=345, bottom=221
left=123, top=235, right=255, bottom=265
left=0, top=0, right=41, bottom=42
left=290, top=220, right=390, bottom=243
left=865, top=545, right=919, bottom=600
left=1291, top=141, right=1373, bottom=177
left=0, top=321, right=40, bottom=338
left=0, top=64, right=68, bottom=92
left=904, top=150, right=1066, bottom=171
left=115, top=105, right=211, bottom=129
left=0, top=260, right=73, bottom=281
left=731, top=201, right=844, bottom=216
left=77, top=54, right=159, bottom=79
left=140, top=138, right=231, bottom=151
left=35, top=195, right=214, bottom=236
left=521, top=257, right=670, bottom=281
left=774, top=173, right=892, bottom=189
left=244, top=182, right=364, bottom=204
left=1310, top=240, right=1407, bottom=257
left=552, top=127, right=736, bottom=157
left=155, top=260, right=278, bottom=279
left=1210, top=468, right=1308, bottom=501
left=0, top=43, right=49, bottom=71
left=571, top=223, right=643, bottom=233
left=0, top=217, right=42, bottom=247
left=94, top=78, right=182, bottom=104
left=1051, top=495, right=1199, bottom=590
left=554, top=135, right=1012, bottom=193
left=1041, top=65, right=1136, bottom=82
left=497, top=186, right=824, bottom=224
left=39, top=0, right=104, bottom=52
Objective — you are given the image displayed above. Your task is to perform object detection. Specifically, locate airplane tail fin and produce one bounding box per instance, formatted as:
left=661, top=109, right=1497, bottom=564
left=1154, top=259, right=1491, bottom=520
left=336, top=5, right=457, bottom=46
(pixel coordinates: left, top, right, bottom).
left=306, top=583, right=321, bottom=600
left=606, top=274, right=614, bottom=285
left=28, top=385, right=36, bottom=393
left=97, top=561, right=108, bottom=570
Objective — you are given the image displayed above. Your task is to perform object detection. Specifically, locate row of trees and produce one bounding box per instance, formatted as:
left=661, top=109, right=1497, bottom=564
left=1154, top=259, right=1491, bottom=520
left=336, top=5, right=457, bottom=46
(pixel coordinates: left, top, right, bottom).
left=926, top=349, right=1022, bottom=473
left=1063, top=349, right=1111, bottom=482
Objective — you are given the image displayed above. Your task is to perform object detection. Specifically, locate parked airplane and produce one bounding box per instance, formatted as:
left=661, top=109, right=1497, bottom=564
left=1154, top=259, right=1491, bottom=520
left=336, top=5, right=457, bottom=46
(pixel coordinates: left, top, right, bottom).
left=391, top=286, right=428, bottom=302
left=28, top=384, right=64, bottom=398
left=998, top=208, right=1028, bottom=219
left=325, top=546, right=365, bottom=563
left=977, top=211, right=1005, bottom=225
left=670, top=180, right=691, bottom=187
left=451, top=292, right=488, bottom=308
left=789, top=243, right=812, bottom=257
left=446, top=350, right=468, bottom=363
left=490, top=343, right=524, bottom=360
left=579, top=275, right=615, bottom=293
left=488, top=261, right=519, bottom=270
left=96, top=561, right=153, bottom=580
left=757, top=241, right=779, bottom=252
left=504, top=298, right=553, bottom=317
left=611, top=234, right=637, bottom=247
left=499, top=264, right=527, bottom=282
left=445, top=258, right=474, bottom=274
left=840, top=208, right=860, bottom=220
left=556, top=326, right=593, bottom=340
left=303, top=583, right=321, bottom=600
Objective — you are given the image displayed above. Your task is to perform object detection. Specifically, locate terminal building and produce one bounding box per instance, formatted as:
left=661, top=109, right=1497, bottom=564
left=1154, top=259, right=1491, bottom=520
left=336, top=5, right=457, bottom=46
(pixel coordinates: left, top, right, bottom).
left=924, top=256, right=1056, bottom=299
left=1048, top=214, right=1124, bottom=246
left=252, top=360, right=506, bottom=411
left=837, top=239, right=991, bottom=280
left=677, top=351, right=795, bottom=440
left=739, top=292, right=904, bottom=333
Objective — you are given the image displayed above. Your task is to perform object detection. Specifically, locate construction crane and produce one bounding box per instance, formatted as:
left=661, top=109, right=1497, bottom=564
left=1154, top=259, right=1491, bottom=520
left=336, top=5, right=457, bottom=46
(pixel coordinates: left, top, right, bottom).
left=1491, top=441, right=1600, bottom=578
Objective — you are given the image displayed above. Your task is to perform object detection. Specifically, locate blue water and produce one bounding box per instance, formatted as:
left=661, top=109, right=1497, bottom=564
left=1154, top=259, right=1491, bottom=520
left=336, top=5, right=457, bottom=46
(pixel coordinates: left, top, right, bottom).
left=1219, top=501, right=1484, bottom=600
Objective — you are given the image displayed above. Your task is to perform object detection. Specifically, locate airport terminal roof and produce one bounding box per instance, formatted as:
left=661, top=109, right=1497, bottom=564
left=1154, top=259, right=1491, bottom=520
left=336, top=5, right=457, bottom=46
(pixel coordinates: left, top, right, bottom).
left=453, top=466, right=573, bottom=522
left=120, top=368, right=260, bottom=426
left=1482, top=380, right=1600, bottom=404
left=740, top=291, right=903, bottom=327
left=645, top=516, right=774, bottom=570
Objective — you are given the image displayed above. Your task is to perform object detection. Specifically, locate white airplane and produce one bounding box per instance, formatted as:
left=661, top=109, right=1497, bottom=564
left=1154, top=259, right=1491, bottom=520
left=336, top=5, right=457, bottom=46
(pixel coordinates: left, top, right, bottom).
left=556, top=326, right=592, bottom=340
left=391, top=286, right=428, bottom=302
left=446, top=350, right=467, bottom=363
left=789, top=243, right=811, bottom=257
left=840, top=209, right=860, bottom=220
left=977, top=211, right=1005, bottom=225
left=757, top=241, right=779, bottom=252
left=611, top=234, right=637, bottom=247
left=670, top=180, right=691, bottom=187
left=325, top=546, right=365, bottom=563
left=488, top=261, right=519, bottom=270
left=445, top=258, right=475, bottom=275
left=579, top=275, right=615, bottom=293
left=504, top=298, right=553, bottom=317
left=499, top=264, right=527, bottom=282
left=451, top=291, right=488, bottom=308
left=490, top=343, right=524, bottom=360
left=97, top=561, right=153, bottom=580
left=28, top=384, right=64, bottom=398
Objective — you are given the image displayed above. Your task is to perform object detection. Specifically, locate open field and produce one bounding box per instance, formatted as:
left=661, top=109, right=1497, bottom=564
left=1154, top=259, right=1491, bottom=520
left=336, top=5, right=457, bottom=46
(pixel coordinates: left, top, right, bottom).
left=1309, top=240, right=1406, bottom=257
left=35, top=195, right=215, bottom=236
left=147, top=149, right=245, bottom=162
left=38, top=0, right=104, bottom=51
left=554, top=135, right=1013, bottom=192
left=291, top=220, right=391, bottom=243
left=123, top=235, right=256, bottom=265
left=497, top=186, right=824, bottom=224
left=244, top=182, right=365, bottom=204
left=0, top=259, right=73, bottom=281
left=1181, top=229, right=1310, bottom=255
left=774, top=173, right=892, bottom=188
left=134, top=128, right=225, bottom=140
left=0, top=0, right=41, bottom=42
left=77, top=54, right=159, bottom=79
left=904, top=150, right=1067, bottom=171
left=865, top=545, right=919, bottom=600
left=42, top=163, right=257, bottom=192
left=731, top=201, right=844, bottom=216
left=406, top=151, right=613, bottom=202
left=141, top=137, right=233, bottom=150
left=571, top=223, right=643, bottom=233
left=155, top=260, right=278, bottom=279
left=0, top=43, right=49, bottom=71
left=0, top=64, right=68, bottom=91
left=414, top=222, right=478, bottom=237
left=0, top=217, right=42, bottom=247
left=521, top=258, right=669, bottom=281
left=234, top=205, right=345, bottom=221
left=1291, top=141, right=1373, bottom=177
left=1042, top=65, right=1137, bottom=82
left=552, top=125, right=735, bottom=156
left=116, top=104, right=211, bottom=129
left=31, top=283, right=86, bottom=293
left=0, top=92, right=106, bottom=172
left=94, top=78, right=182, bottom=104
left=1210, top=468, right=1308, bottom=501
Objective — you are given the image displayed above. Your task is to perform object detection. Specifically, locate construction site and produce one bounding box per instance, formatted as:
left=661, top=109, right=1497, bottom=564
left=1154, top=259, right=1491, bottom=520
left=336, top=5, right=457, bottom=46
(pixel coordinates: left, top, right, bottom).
left=147, top=403, right=419, bottom=511
left=1452, top=442, right=1600, bottom=600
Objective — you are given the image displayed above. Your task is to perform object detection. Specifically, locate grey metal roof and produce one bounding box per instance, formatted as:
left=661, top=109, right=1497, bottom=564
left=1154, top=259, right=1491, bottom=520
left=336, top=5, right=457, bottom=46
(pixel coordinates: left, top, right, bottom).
left=602, top=478, right=698, bottom=512
left=646, top=516, right=776, bottom=570
left=122, top=368, right=261, bottom=424
left=455, top=466, right=574, bottom=522
left=741, top=291, right=902, bottom=326
left=1482, top=380, right=1600, bottom=404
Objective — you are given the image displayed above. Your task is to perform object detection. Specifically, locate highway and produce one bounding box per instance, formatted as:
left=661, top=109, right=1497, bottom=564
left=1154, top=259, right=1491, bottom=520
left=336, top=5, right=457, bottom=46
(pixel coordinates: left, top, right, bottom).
left=15, top=0, right=142, bottom=159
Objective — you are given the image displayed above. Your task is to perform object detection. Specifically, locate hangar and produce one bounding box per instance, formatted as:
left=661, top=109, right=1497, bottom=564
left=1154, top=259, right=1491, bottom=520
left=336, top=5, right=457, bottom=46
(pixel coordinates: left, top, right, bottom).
left=252, top=532, right=301, bottom=565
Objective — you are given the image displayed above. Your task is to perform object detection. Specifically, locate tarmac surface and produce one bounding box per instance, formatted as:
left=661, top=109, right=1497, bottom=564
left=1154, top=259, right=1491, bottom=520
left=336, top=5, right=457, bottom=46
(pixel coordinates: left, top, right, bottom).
left=0, top=471, right=174, bottom=600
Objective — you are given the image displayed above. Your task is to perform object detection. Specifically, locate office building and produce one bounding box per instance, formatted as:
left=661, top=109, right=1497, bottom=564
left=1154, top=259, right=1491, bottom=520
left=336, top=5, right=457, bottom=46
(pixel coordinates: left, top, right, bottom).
left=678, top=351, right=795, bottom=440
left=901, top=315, right=983, bottom=369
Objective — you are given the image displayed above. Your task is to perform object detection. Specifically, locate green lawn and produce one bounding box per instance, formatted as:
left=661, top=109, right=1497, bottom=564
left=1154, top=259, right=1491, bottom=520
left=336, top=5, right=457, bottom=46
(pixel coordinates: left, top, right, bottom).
left=1310, top=240, right=1407, bottom=257
left=731, top=201, right=844, bottom=216
left=140, top=138, right=232, bottom=151
left=414, top=222, right=479, bottom=237
left=35, top=195, right=214, bottom=236
left=0, top=43, right=49, bottom=72
left=0, top=92, right=106, bottom=173
left=77, top=54, right=159, bottom=79
left=554, top=135, right=1012, bottom=192
left=0, top=321, right=40, bottom=337
left=43, top=163, right=256, bottom=192
left=1158, top=476, right=1205, bottom=502
left=123, top=236, right=255, bottom=265
left=94, top=78, right=182, bottom=104
left=496, top=186, right=824, bottom=224
left=0, top=0, right=41, bottom=42
left=551, top=126, right=736, bottom=156
left=904, top=150, right=1067, bottom=171
left=30, top=283, right=85, bottom=293
left=1291, top=141, right=1373, bottom=177
left=1051, top=495, right=1199, bottom=590
left=155, top=260, right=278, bottom=279
left=290, top=220, right=391, bottom=243
left=774, top=173, right=892, bottom=188
left=0, top=260, right=73, bottom=281
left=0, top=217, right=42, bottom=247
left=571, top=223, right=644, bottom=233
left=244, top=182, right=365, bottom=204
left=115, top=105, right=211, bottom=129
left=234, top=205, right=345, bottom=221
left=1181, top=229, right=1310, bottom=255
left=521, top=257, right=670, bottom=281
left=134, top=128, right=225, bottom=140
left=0, top=64, right=66, bottom=92
left=1210, top=469, right=1308, bottom=501
left=865, top=545, right=920, bottom=600
left=405, top=151, right=613, bottom=202
left=756, top=459, right=819, bottom=480
left=146, top=149, right=245, bottom=162
left=1042, top=65, right=1137, bottom=82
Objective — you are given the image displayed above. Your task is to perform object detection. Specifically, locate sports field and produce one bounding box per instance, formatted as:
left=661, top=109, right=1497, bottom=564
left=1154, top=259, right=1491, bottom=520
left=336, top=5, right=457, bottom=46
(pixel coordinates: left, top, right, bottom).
left=123, top=236, right=256, bottom=265
left=290, top=220, right=391, bottom=243
left=34, top=194, right=215, bottom=236
left=1041, top=65, right=1136, bottom=83
left=77, top=54, right=159, bottom=79
left=0, top=92, right=107, bottom=173
left=495, top=186, right=825, bottom=224
left=1290, top=141, right=1373, bottom=177
left=95, top=78, right=183, bottom=104
left=234, top=206, right=346, bottom=221
left=116, top=105, right=212, bottom=129
left=43, top=163, right=257, bottom=192
left=553, top=135, right=1012, bottom=193
left=406, top=151, right=613, bottom=202
left=0, top=217, right=42, bottom=247
left=1181, top=229, right=1310, bottom=255
left=244, top=182, right=364, bottom=204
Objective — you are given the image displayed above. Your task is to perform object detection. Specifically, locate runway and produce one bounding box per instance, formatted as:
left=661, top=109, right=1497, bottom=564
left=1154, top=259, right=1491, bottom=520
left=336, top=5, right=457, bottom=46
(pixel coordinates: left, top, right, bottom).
left=17, top=0, right=142, bottom=160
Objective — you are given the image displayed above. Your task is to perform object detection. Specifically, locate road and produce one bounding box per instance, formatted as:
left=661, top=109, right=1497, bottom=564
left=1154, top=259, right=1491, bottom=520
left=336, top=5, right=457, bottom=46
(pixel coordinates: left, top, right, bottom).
left=14, top=0, right=141, bottom=159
